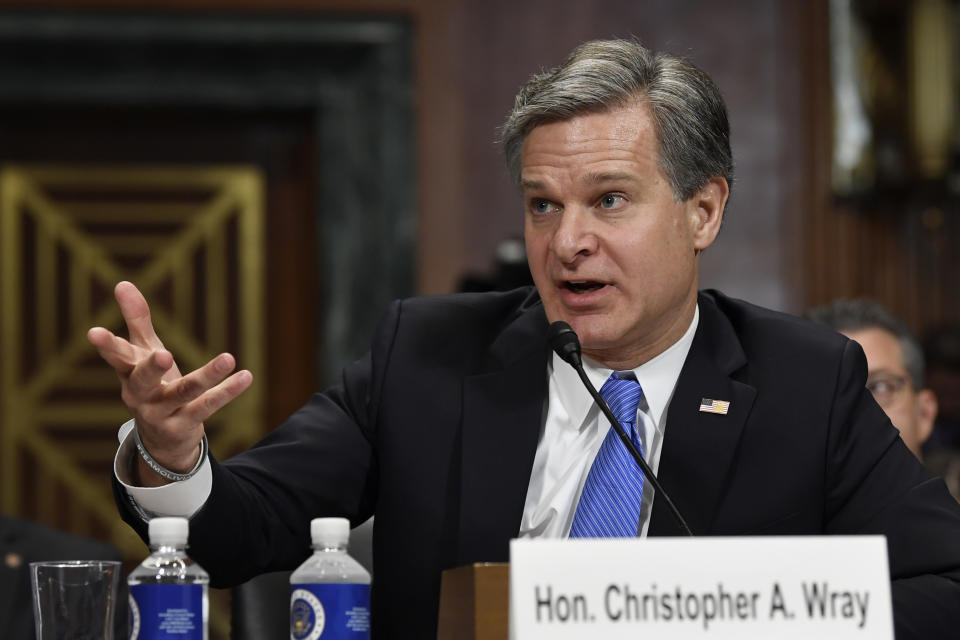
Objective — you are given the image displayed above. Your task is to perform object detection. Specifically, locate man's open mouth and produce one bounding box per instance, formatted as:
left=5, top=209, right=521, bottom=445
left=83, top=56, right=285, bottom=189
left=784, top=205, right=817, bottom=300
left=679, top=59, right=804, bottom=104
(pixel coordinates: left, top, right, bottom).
left=564, top=281, right=605, bottom=294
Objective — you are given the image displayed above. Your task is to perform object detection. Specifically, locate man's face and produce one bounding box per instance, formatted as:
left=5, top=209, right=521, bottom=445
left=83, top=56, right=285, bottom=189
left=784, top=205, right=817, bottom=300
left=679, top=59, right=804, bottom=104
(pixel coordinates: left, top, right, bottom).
left=521, top=101, right=726, bottom=369
left=842, top=327, right=937, bottom=459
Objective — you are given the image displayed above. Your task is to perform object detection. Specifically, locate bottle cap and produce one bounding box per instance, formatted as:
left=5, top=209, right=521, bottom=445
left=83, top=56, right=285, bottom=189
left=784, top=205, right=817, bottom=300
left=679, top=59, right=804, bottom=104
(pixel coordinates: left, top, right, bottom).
left=311, top=517, right=349, bottom=547
left=149, top=517, right=189, bottom=546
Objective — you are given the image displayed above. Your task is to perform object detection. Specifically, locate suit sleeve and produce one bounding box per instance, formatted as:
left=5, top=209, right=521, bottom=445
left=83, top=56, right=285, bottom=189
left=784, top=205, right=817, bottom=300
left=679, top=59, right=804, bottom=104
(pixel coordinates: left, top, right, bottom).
left=823, top=340, right=960, bottom=639
left=113, top=299, right=403, bottom=588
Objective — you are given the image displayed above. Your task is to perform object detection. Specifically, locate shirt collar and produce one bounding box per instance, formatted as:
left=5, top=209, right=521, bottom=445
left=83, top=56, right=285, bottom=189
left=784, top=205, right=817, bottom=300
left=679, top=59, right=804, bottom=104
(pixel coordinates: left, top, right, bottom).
left=551, top=304, right=700, bottom=429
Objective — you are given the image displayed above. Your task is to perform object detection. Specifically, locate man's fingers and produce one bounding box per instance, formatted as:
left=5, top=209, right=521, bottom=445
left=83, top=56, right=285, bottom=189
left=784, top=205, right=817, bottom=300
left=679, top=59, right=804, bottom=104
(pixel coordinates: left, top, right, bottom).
left=181, top=369, right=254, bottom=424
left=87, top=327, right=139, bottom=376
left=87, top=326, right=113, bottom=348
left=126, top=349, right=176, bottom=398
left=115, top=281, right=163, bottom=348
left=134, top=365, right=251, bottom=463
left=163, top=353, right=237, bottom=407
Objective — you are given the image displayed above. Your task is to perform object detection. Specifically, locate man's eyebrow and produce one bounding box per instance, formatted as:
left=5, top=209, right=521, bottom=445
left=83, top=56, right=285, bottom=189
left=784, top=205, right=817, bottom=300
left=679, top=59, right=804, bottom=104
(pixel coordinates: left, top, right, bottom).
left=521, top=173, right=637, bottom=190
left=582, top=171, right=638, bottom=185
left=867, top=367, right=906, bottom=378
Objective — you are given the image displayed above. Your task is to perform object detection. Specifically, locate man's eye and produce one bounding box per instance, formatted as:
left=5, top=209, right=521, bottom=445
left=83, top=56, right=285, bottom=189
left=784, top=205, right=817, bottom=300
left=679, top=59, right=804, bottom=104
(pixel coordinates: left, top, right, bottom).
left=599, top=194, right=625, bottom=209
left=868, top=381, right=893, bottom=395
left=532, top=199, right=557, bottom=214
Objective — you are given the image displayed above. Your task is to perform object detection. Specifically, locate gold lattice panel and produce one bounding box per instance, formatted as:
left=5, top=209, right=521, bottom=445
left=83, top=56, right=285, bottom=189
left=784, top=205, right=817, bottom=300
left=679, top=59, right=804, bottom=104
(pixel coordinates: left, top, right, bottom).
left=0, top=165, right=265, bottom=556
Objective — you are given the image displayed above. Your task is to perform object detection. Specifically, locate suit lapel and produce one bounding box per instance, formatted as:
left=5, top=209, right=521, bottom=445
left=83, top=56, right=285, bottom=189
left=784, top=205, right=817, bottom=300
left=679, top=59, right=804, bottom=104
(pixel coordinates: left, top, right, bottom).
left=457, top=301, right=548, bottom=564
left=650, top=294, right=757, bottom=536
left=453, top=291, right=758, bottom=547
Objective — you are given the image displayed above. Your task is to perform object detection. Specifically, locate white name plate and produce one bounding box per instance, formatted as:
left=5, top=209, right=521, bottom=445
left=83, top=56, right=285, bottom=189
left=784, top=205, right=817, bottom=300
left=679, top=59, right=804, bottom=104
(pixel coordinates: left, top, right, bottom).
left=509, top=536, right=892, bottom=639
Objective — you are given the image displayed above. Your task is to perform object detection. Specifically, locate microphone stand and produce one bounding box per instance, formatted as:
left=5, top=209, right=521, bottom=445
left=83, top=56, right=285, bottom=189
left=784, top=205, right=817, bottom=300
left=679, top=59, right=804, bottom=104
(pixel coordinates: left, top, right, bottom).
left=548, top=320, right=693, bottom=537
left=572, top=363, right=693, bottom=537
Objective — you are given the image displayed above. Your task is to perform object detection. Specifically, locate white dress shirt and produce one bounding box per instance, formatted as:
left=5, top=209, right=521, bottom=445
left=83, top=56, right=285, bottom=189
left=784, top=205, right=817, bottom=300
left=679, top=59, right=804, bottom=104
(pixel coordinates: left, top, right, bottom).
left=115, top=419, right=211, bottom=518
left=518, top=305, right=699, bottom=538
left=116, top=306, right=699, bottom=531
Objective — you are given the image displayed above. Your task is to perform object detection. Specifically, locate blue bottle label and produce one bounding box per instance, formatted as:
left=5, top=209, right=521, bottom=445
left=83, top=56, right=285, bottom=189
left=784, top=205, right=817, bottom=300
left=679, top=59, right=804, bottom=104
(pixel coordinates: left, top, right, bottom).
left=129, top=584, right=204, bottom=639
left=290, top=583, right=371, bottom=639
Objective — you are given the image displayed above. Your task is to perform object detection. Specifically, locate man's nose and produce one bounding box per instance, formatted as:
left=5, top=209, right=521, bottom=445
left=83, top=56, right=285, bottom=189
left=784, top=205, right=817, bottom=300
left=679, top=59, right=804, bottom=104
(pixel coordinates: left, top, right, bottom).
left=550, top=208, right=598, bottom=264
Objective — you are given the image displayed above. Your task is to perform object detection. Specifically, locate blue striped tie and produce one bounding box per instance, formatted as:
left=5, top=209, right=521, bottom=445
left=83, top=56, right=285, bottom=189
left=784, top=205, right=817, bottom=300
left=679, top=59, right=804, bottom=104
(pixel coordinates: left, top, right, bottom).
left=569, top=373, right=645, bottom=538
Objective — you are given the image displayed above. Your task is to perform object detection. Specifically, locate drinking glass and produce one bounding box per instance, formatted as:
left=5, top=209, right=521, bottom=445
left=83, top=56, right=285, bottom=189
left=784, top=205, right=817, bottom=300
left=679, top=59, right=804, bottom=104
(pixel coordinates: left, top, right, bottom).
left=30, top=559, right=121, bottom=640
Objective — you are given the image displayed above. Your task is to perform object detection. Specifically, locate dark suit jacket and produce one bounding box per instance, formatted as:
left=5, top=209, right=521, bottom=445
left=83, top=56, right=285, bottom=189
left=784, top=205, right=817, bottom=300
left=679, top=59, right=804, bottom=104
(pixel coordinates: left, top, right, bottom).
left=0, top=516, right=125, bottom=640
left=115, top=288, right=960, bottom=638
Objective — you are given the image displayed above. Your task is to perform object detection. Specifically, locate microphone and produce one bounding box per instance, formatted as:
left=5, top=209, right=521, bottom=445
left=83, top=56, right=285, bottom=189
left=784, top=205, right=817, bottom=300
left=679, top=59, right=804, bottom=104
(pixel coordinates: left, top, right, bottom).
left=547, top=321, right=582, bottom=368
left=547, top=321, right=693, bottom=537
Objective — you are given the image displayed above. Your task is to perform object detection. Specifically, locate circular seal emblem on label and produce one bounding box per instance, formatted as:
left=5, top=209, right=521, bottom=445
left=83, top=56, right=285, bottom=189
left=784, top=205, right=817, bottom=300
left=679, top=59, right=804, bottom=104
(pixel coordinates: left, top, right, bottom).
left=290, top=588, right=326, bottom=640
left=128, top=593, right=141, bottom=640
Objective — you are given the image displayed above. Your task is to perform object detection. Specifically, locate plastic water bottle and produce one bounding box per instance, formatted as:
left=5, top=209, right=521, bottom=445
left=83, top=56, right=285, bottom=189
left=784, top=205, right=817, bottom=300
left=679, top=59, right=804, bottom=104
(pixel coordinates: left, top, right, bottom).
left=290, top=517, right=372, bottom=639
left=127, top=517, right=209, bottom=640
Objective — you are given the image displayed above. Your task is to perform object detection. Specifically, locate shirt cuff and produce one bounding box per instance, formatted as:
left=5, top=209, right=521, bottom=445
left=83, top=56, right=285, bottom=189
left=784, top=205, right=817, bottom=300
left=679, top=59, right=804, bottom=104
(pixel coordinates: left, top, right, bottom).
left=114, top=419, right=212, bottom=519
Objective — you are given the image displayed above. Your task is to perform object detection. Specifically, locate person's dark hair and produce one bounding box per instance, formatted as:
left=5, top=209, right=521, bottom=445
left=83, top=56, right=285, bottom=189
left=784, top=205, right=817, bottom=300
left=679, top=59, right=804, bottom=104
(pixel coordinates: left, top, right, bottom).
left=924, top=325, right=960, bottom=372
left=500, top=38, right=734, bottom=202
left=806, top=299, right=926, bottom=388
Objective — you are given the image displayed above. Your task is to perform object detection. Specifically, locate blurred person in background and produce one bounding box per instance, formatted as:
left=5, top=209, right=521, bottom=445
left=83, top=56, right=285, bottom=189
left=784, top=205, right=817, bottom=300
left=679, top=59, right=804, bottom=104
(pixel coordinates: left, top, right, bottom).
left=922, top=326, right=960, bottom=500
left=806, top=299, right=937, bottom=460
left=0, top=515, right=125, bottom=639
left=457, top=236, right=534, bottom=293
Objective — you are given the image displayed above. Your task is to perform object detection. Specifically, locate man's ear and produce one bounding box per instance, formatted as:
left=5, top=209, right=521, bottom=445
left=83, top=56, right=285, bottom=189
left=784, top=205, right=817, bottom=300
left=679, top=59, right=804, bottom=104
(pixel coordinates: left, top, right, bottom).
left=688, top=176, right=728, bottom=252
left=915, top=388, right=938, bottom=446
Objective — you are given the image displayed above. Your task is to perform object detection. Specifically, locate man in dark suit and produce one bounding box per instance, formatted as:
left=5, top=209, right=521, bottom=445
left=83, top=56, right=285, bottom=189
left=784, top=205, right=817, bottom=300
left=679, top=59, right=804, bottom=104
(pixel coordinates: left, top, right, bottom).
left=90, top=39, right=960, bottom=638
left=0, top=516, right=125, bottom=640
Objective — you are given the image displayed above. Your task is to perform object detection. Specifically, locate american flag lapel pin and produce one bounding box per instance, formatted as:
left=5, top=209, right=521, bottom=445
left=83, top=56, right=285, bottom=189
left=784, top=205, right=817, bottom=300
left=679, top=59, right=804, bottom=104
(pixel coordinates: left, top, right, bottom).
left=699, top=398, right=730, bottom=415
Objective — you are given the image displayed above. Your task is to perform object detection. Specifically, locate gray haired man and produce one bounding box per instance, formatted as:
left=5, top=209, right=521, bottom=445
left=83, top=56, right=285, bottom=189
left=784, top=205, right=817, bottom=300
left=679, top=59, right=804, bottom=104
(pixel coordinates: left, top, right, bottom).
left=92, top=39, right=960, bottom=638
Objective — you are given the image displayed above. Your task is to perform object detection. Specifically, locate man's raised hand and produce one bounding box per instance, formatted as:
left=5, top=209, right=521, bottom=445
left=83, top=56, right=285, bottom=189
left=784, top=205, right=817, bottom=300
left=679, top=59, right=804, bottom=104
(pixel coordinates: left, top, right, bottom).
left=87, top=281, right=253, bottom=485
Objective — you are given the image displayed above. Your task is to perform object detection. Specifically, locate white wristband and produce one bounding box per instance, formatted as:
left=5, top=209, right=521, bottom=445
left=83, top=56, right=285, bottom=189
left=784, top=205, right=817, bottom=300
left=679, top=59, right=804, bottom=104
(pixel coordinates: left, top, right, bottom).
left=131, top=421, right=208, bottom=482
